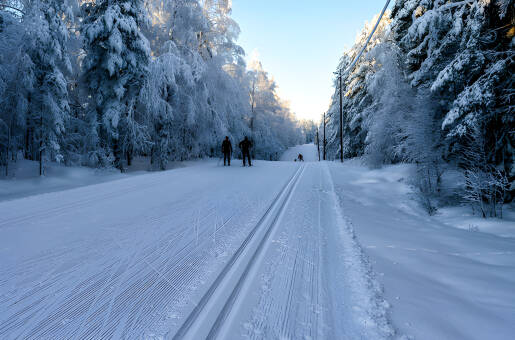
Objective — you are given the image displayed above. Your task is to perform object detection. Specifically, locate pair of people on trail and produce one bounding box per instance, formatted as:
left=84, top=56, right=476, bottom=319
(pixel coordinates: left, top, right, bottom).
left=221, top=136, right=253, bottom=167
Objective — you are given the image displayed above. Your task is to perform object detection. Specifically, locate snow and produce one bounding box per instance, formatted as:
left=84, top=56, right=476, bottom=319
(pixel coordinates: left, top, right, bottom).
left=0, top=159, right=130, bottom=202
left=329, top=160, right=515, bottom=340
left=1, top=144, right=514, bottom=339
left=280, top=143, right=318, bottom=162
left=0, top=160, right=302, bottom=339
left=0, top=158, right=189, bottom=202
left=436, top=206, right=515, bottom=238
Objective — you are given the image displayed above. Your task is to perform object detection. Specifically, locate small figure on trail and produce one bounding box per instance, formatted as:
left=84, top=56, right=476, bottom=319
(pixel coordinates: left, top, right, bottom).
left=239, top=136, right=253, bottom=167
left=221, top=136, right=232, bottom=166
left=298, top=154, right=304, bottom=162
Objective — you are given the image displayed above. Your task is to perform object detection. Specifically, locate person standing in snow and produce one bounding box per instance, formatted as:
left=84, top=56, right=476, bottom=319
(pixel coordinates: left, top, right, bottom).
left=221, top=136, right=233, bottom=166
left=239, top=136, right=252, bottom=167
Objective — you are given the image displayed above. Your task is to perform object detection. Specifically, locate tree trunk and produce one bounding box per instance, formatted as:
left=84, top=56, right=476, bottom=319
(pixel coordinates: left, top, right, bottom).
left=39, top=116, right=43, bottom=176
left=6, top=125, right=10, bottom=177
left=127, top=150, right=132, bottom=167
left=25, top=127, right=30, bottom=160
left=113, top=140, right=122, bottom=172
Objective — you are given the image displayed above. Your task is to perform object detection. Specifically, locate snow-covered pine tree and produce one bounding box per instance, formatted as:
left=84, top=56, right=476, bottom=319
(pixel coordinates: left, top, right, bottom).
left=438, top=1, right=514, bottom=200
left=246, top=57, right=301, bottom=160
left=81, top=0, right=151, bottom=171
left=324, top=11, right=391, bottom=161
left=0, top=9, right=31, bottom=175
left=140, top=40, right=193, bottom=169
left=23, top=0, right=73, bottom=175
left=391, top=0, right=515, bottom=201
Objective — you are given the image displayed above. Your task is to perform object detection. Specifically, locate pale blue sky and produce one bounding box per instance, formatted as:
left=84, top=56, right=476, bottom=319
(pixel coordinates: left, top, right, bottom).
left=231, top=0, right=392, bottom=122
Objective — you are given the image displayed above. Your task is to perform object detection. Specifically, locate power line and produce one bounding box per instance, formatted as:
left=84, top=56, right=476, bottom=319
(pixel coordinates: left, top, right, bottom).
left=343, top=0, right=391, bottom=76
left=330, top=0, right=391, bottom=163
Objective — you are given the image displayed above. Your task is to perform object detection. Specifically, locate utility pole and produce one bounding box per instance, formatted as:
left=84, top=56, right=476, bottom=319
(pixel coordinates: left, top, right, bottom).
left=323, top=112, right=326, bottom=161
left=338, top=69, right=343, bottom=163
left=250, top=77, right=256, bottom=133
left=316, top=130, right=321, bottom=161
left=329, top=0, right=390, bottom=164
left=39, top=114, right=43, bottom=176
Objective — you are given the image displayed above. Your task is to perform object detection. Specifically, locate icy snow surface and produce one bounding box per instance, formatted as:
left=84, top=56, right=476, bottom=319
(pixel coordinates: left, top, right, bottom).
left=1, top=145, right=514, bottom=339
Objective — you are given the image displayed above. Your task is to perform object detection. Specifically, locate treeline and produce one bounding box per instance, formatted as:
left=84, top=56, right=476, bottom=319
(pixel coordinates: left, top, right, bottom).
left=0, top=0, right=306, bottom=174
left=322, top=0, right=513, bottom=216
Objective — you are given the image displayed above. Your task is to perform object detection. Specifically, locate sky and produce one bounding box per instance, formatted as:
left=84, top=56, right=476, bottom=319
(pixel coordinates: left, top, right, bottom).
left=231, top=0, right=392, bottom=122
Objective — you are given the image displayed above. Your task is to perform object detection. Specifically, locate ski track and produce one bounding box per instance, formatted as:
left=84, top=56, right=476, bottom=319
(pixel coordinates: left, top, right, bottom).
left=171, top=160, right=393, bottom=339
left=0, top=164, right=299, bottom=339
left=0, top=148, right=397, bottom=339
left=171, top=164, right=306, bottom=340
left=244, top=164, right=325, bottom=340
left=239, top=162, right=394, bottom=340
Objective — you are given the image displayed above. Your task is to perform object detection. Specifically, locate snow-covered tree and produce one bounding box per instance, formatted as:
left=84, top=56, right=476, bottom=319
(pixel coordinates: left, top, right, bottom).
left=144, top=0, right=300, bottom=163
left=246, top=57, right=301, bottom=160
left=391, top=0, right=514, bottom=201
left=0, top=9, right=30, bottom=175
left=324, top=11, right=391, bottom=160
left=81, top=0, right=151, bottom=170
left=0, top=0, right=73, bottom=175
left=322, top=0, right=514, bottom=211
left=25, top=0, right=73, bottom=173
left=1, top=0, right=304, bottom=176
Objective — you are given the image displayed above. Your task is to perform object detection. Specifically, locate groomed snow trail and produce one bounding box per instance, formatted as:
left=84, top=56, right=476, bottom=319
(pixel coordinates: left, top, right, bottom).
left=0, top=146, right=394, bottom=339
left=200, top=160, right=393, bottom=339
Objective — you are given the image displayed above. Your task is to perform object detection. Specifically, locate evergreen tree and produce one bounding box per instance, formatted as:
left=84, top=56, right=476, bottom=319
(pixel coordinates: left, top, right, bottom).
left=1, top=0, right=304, bottom=176
left=81, top=0, right=151, bottom=170
left=0, top=9, right=31, bottom=175
left=391, top=0, right=514, bottom=199
left=23, top=0, right=73, bottom=174
left=322, top=0, right=514, bottom=209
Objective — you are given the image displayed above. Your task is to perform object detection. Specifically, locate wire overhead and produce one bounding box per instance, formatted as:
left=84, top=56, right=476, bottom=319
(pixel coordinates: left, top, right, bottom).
left=343, top=0, right=391, bottom=76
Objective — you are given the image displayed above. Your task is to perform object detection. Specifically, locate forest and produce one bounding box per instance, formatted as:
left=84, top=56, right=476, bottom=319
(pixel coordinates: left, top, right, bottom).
left=322, top=0, right=514, bottom=217
left=0, top=0, right=312, bottom=174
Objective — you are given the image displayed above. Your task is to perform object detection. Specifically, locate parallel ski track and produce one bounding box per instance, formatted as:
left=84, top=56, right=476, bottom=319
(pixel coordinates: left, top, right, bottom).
left=0, top=169, right=298, bottom=339
left=0, top=201, right=237, bottom=339
left=0, top=194, right=239, bottom=337
left=172, top=164, right=305, bottom=340
left=245, top=165, right=324, bottom=339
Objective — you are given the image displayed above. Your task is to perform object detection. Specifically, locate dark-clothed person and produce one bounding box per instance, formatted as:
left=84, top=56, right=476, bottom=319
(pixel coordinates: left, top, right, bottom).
left=239, top=136, right=252, bottom=167
left=222, top=136, right=232, bottom=166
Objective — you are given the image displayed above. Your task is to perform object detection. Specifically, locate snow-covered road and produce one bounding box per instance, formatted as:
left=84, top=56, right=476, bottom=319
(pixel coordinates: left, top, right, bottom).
left=2, top=144, right=513, bottom=339
left=0, top=145, right=391, bottom=339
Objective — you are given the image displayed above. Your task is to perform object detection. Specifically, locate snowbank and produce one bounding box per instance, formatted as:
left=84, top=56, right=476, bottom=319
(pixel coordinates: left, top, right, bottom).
left=328, top=161, right=515, bottom=340
left=0, top=158, right=196, bottom=202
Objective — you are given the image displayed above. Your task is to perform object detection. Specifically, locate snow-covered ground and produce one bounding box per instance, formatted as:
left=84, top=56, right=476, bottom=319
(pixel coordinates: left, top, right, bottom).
left=280, top=143, right=319, bottom=162
left=0, top=157, right=191, bottom=203
left=329, top=160, right=515, bottom=340
left=1, top=144, right=514, bottom=339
